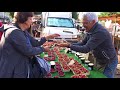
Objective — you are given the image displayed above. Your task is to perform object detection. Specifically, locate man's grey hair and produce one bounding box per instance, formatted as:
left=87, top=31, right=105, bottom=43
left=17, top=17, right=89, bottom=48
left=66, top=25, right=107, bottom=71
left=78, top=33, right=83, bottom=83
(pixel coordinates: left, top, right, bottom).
left=82, top=12, right=98, bottom=22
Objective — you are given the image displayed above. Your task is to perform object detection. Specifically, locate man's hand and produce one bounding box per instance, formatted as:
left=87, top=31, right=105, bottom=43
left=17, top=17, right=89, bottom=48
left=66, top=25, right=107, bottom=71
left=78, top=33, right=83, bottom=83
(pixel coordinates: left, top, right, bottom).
left=45, top=34, right=60, bottom=40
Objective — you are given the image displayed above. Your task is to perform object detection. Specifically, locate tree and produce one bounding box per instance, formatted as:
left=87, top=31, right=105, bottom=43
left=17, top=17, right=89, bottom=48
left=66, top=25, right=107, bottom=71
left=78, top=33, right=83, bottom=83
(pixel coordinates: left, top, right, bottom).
left=72, top=12, right=78, bottom=20
left=9, top=12, right=14, bottom=18
left=98, top=12, right=120, bottom=17
left=34, top=12, right=42, bottom=15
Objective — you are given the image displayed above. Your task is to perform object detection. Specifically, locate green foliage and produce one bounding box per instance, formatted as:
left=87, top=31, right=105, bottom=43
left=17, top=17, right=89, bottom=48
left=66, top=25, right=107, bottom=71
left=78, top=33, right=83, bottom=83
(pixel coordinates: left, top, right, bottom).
left=9, top=12, right=14, bottom=18
left=98, top=12, right=120, bottom=17
left=72, top=12, right=78, bottom=20
left=34, top=12, right=42, bottom=15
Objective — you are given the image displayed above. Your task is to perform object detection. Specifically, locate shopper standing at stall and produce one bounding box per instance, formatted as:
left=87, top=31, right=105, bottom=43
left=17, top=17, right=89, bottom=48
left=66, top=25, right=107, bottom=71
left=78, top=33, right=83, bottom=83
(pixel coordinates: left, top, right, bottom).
left=0, top=12, right=60, bottom=78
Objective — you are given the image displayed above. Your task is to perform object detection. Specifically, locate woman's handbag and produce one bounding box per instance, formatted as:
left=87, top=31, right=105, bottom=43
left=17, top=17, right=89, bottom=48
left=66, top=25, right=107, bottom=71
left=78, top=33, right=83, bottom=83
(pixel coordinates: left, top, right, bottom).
left=35, top=56, right=51, bottom=74
left=28, top=56, right=51, bottom=78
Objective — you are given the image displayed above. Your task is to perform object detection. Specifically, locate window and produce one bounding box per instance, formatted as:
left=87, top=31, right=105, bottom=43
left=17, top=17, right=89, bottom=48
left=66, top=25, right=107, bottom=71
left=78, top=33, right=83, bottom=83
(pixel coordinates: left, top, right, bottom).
left=47, top=17, right=74, bottom=28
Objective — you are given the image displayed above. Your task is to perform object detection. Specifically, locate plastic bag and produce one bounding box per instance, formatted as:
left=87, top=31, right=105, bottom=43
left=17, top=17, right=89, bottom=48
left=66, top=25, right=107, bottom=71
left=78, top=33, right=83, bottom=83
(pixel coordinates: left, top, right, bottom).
left=35, top=56, right=51, bottom=74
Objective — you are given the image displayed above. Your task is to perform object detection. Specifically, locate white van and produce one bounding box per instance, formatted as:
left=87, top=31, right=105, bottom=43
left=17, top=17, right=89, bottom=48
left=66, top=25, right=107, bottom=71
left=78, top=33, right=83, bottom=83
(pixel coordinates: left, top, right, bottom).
left=41, top=12, right=78, bottom=42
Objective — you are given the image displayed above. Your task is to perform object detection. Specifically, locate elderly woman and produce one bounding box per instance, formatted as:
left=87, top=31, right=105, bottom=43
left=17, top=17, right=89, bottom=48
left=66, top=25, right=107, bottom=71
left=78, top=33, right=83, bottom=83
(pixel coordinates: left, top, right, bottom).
left=0, top=12, right=60, bottom=78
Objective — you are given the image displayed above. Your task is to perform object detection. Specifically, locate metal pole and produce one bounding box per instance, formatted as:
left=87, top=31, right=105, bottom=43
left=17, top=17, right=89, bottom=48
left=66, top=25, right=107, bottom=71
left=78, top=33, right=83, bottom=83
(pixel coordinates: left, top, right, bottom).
left=115, top=15, right=117, bottom=33
left=113, top=15, right=119, bottom=54
left=113, top=15, right=117, bottom=44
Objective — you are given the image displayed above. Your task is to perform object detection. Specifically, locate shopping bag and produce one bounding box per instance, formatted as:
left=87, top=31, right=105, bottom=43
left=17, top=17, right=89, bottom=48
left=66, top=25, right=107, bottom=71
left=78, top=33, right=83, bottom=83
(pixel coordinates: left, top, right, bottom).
left=35, top=56, right=51, bottom=74
left=28, top=56, right=51, bottom=78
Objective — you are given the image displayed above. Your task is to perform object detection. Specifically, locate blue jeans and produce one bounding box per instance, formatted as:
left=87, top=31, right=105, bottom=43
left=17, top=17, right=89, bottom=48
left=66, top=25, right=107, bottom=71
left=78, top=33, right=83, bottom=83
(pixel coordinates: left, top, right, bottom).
left=103, top=59, right=118, bottom=78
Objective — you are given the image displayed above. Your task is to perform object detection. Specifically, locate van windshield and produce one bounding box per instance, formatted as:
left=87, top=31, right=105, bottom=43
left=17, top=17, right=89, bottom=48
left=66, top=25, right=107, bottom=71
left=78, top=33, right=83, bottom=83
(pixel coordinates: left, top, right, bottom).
left=47, top=17, right=74, bottom=28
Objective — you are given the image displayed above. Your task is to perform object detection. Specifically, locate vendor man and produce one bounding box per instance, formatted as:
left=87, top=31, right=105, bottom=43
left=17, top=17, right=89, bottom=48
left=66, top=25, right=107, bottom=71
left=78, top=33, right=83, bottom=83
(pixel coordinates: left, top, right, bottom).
left=57, top=12, right=118, bottom=78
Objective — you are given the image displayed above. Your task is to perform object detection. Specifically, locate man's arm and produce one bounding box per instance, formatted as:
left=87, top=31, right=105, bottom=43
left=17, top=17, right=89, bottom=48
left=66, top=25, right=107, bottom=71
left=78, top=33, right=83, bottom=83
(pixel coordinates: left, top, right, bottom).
left=71, top=35, right=88, bottom=46
left=70, top=32, right=106, bottom=53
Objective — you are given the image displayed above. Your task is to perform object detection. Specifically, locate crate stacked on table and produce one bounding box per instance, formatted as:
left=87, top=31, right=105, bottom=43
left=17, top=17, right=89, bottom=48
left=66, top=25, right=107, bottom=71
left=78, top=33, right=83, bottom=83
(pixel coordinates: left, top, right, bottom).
left=67, top=59, right=90, bottom=78
left=44, top=45, right=90, bottom=78
left=44, top=50, right=56, bottom=61
left=55, top=62, right=65, bottom=77
left=71, top=74, right=88, bottom=78
left=43, top=41, right=56, bottom=61
left=54, top=47, right=90, bottom=78
left=54, top=47, right=71, bottom=72
left=45, top=62, right=65, bottom=78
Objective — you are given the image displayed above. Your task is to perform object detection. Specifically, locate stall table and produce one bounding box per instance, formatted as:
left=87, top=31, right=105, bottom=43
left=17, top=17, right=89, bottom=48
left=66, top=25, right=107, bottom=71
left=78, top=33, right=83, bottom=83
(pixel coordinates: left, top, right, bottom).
left=40, top=50, right=107, bottom=78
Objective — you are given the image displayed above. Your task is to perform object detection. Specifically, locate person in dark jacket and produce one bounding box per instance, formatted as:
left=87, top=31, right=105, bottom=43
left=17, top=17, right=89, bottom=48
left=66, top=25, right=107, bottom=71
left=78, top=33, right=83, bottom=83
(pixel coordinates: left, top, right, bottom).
left=31, top=21, right=38, bottom=37
left=57, top=12, right=118, bottom=78
left=0, top=12, right=60, bottom=78
left=0, top=21, right=4, bottom=41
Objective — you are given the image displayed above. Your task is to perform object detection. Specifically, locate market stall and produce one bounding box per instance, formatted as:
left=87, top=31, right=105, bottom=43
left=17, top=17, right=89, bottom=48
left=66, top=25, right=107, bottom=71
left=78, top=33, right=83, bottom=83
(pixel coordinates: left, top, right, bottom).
left=99, top=14, right=120, bottom=64
left=98, top=14, right=120, bottom=42
left=40, top=42, right=107, bottom=78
